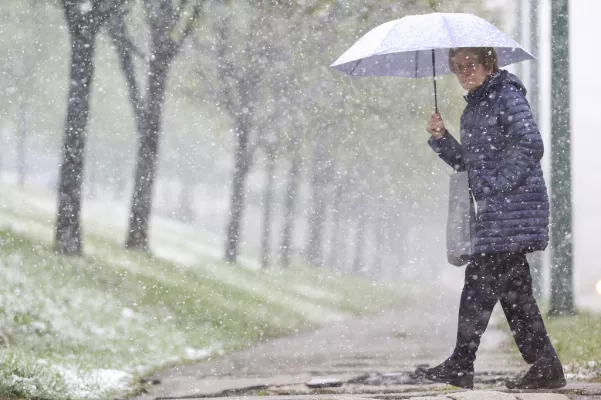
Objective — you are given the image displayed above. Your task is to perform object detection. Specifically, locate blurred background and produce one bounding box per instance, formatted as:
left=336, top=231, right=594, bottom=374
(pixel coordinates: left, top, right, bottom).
left=0, top=0, right=598, bottom=310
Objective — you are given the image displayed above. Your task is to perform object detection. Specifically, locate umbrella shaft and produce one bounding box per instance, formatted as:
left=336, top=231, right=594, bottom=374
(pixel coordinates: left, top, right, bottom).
left=432, top=49, right=438, bottom=114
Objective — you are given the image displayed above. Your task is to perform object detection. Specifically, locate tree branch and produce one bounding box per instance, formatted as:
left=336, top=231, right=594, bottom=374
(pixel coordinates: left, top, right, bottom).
left=106, top=7, right=146, bottom=59
left=173, top=3, right=202, bottom=55
left=94, top=0, right=126, bottom=27
left=214, top=13, right=236, bottom=116
left=174, top=0, right=190, bottom=23
left=106, top=7, right=145, bottom=128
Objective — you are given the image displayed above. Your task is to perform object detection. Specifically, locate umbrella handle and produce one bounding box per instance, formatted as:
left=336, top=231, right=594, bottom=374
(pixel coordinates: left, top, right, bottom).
left=432, top=49, right=438, bottom=114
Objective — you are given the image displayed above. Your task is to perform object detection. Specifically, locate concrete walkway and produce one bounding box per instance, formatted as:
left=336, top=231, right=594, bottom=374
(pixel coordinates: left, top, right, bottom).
left=133, top=286, right=601, bottom=400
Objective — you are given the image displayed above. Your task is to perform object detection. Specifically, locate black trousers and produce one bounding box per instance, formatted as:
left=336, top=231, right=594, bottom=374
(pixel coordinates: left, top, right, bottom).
left=452, top=252, right=557, bottom=365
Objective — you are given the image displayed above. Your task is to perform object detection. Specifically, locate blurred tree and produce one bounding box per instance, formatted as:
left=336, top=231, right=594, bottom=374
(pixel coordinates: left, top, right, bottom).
left=327, top=166, right=349, bottom=271
left=352, top=188, right=368, bottom=274
left=178, top=0, right=491, bottom=270
left=13, top=1, right=42, bottom=187
left=107, top=0, right=202, bottom=251
left=0, top=0, right=66, bottom=184
left=306, top=121, right=334, bottom=267
left=255, top=82, right=290, bottom=269
left=0, top=1, right=39, bottom=184
left=189, top=3, right=277, bottom=263
left=259, top=139, right=276, bottom=269
left=55, top=0, right=124, bottom=255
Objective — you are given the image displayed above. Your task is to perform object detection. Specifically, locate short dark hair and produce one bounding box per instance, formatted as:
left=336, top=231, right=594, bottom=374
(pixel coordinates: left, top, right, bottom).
left=448, top=47, right=499, bottom=73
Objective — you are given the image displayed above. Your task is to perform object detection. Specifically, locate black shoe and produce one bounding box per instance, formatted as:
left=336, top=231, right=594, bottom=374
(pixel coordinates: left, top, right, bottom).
left=415, top=358, right=474, bottom=389
left=505, top=357, right=566, bottom=390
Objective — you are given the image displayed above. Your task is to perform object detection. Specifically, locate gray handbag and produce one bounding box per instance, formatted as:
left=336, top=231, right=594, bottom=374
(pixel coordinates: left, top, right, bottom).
left=446, top=171, right=473, bottom=266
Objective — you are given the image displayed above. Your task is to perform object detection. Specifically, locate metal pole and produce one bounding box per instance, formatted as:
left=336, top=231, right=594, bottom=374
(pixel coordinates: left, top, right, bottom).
left=529, top=0, right=544, bottom=300
left=516, top=0, right=523, bottom=79
left=549, top=0, right=575, bottom=316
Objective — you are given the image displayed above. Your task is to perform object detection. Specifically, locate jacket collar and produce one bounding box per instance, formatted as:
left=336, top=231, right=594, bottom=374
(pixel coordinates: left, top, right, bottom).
left=464, top=69, right=505, bottom=104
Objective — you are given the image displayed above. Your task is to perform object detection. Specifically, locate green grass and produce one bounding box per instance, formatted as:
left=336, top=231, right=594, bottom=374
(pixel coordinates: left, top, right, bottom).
left=0, top=184, right=410, bottom=399
left=545, top=312, right=601, bottom=378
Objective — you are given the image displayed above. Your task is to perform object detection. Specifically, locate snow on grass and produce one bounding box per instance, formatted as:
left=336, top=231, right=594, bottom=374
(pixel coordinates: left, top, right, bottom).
left=0, top=183, right=407, bottom=399
left=50, top=367, right=133, bottom=400
left=293, top=284, right=342, bottom=302
left=1, top=183, right=263, bottom=271
left=0, top=230, right=299, bottom=399
left=0, top=184, right=385, bottom=324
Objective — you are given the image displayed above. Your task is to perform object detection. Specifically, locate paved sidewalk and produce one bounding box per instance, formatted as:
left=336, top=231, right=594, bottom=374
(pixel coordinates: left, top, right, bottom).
left=157, top=391, right=600, bottom=400
left=133, top=286, right=601, bottom=400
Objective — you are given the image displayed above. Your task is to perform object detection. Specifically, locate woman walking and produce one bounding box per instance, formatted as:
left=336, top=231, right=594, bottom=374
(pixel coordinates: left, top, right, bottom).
left=418, top=47, right=566, bottom=390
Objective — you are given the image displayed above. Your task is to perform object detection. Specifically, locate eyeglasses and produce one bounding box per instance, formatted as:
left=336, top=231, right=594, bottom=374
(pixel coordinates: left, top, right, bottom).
left=450, top=61, right=479, bottom=74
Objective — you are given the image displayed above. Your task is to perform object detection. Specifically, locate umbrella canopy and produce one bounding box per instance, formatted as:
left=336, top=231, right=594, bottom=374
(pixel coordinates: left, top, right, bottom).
left=330, top=12, right=534, bottom=78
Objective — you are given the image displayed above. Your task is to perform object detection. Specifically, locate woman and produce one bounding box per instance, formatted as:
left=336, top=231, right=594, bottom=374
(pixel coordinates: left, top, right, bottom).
left=417, top=47, right=566, bottom=390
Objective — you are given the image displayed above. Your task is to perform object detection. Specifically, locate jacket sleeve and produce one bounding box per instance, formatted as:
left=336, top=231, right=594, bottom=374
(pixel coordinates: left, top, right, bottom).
left=475, top=89, right=544, bottom=197
left=428, top=130, right=465, bottom=172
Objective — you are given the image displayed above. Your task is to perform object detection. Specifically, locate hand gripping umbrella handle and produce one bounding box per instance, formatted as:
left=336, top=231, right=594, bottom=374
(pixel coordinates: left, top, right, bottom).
left=432, top=49, right=438, bottom=114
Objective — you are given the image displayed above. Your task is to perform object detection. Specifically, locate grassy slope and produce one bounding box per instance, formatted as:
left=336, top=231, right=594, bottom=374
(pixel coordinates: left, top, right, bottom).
left=0, top=185, right=408, bottom=399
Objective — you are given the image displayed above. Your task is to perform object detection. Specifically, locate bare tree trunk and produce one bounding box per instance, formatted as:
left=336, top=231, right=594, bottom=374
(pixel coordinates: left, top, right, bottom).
left=280, top=151, right=300, bottom=268
left=55, top=29, right=97, bottom=255
left=108, top=9, right=148, bottom=247
left=306, top=134, right=329, bottom=267
left=260, top=147, right=276, bottom=269
left=107, top=10, right=144, bottom=130
left=327, top=172, right=345, bottom=270
left=113, top=173, right=127, bottom=200
left=126, top=60, right=168, bottom=250
left=224, top=118, right=252, bottom=263
left=372, top=197, right=385, bottom=278
left=87, top=149, right=97, bottom=199
left=337, top=214, right=350, bottom=272
left=108, top=1, right=200, bottom=251
left=391, top=206, right=408, bottom=277
left=353, top=195, right=367, bottom=274
left=55, top=0, right=123, bottom=254
left=106, top=11, right=139, bottom=205
left=213, top=9, right=263, bottom=264
left=175, top=179, right=195, bottom=222
left=16, top=100, right=28, bottom=187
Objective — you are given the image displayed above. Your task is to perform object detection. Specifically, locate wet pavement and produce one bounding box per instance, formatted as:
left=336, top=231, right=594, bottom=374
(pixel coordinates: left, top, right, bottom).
left=133, top=287, right=601, bottom=400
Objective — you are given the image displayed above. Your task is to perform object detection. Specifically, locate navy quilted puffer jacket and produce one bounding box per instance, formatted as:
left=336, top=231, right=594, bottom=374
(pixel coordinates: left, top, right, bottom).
left=428, top=69, right=549, bottom=255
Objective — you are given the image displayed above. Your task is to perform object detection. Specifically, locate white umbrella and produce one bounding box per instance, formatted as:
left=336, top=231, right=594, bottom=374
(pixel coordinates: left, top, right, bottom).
left=330, top=12, right=534, bottom=112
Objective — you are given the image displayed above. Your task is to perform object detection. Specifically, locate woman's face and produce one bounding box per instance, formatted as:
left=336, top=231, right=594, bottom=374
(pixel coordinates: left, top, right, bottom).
left=450, top=50, right=492, bottom=92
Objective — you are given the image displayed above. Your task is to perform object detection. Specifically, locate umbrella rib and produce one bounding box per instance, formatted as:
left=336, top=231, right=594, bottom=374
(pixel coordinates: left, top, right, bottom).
left=415, top=50, right=419, bottom=78
left=441, top=13, right=457, bottom=48
left=348, top=60, right=362, bottom=76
